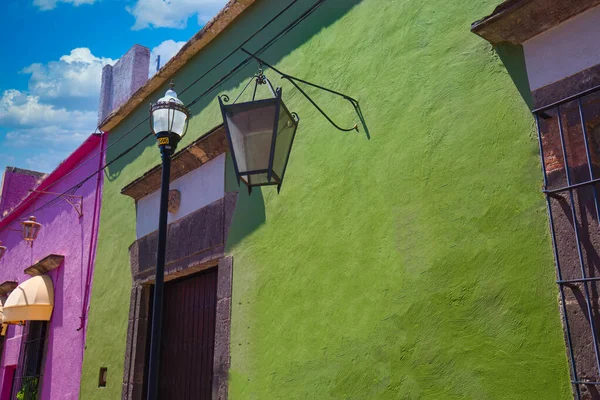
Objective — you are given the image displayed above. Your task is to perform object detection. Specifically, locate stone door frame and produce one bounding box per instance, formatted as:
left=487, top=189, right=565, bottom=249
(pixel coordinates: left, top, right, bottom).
left=122, top=195, right=236, bottom=400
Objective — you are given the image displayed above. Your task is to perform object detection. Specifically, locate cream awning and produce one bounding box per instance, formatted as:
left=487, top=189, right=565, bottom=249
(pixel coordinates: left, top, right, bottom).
left=3, top=275, right=54, bottom=323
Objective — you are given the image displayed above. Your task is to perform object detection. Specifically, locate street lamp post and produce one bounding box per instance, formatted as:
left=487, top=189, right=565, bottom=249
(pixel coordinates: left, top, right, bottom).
left=147, top=82, right=189, bottom=400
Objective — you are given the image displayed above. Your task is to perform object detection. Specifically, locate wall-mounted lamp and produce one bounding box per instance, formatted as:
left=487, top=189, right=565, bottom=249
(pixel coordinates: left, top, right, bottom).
left=22, top=216, right=41, bottom=246
left=219, top=49, right=366, bottom=193
left=0, top=242, right=6, bottom=260
left=219, top=71, right=299, bottom=194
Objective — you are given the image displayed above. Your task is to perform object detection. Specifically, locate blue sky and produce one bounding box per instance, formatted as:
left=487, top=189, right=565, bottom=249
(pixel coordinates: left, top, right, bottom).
left=0, top=0, right=228, bottom=174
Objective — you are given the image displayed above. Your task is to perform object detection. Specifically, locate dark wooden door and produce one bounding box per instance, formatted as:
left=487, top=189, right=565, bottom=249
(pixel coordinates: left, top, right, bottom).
left=158, top=268, right=218, bottom=400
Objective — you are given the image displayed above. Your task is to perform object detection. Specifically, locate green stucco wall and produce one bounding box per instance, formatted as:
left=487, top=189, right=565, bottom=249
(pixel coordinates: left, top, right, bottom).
left=80, top=0, right=572, bottom=398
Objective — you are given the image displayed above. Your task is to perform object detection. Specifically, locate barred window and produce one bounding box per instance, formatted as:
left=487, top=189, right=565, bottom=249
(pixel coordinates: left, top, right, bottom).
left=11, top=321, right=48, bottom=400
left=535, top=87, right=600, bottom=398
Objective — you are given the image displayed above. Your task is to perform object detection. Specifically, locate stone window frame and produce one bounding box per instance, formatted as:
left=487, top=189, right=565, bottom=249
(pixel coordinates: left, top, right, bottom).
left=531, top=25, right=600, bottom=400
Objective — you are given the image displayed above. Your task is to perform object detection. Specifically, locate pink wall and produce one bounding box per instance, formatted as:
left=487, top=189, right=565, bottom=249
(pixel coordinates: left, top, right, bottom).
left=0, top=133, right=105, bottom=400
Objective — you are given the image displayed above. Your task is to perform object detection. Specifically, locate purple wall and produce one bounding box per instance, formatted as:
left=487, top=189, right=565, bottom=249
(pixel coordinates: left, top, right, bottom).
left=0, top=168, right=46, bottom=219
left=0, top=134, right=105, bottom=400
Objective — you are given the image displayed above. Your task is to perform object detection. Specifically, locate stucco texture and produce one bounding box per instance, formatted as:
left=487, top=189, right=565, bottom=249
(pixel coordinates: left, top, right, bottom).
left=0, top=136, right=103, bottom=400
left=81, top=0, right=572, bottom=399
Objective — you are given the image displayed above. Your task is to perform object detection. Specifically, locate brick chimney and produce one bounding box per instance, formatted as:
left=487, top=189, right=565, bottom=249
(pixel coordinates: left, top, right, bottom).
left=98, top=44, right=150, bottom=126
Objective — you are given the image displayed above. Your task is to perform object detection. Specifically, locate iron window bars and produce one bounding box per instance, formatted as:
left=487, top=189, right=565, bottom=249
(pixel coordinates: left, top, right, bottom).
left=535, top=86, right=600, bottom=399
left=11, top=321, right=48, bottom=400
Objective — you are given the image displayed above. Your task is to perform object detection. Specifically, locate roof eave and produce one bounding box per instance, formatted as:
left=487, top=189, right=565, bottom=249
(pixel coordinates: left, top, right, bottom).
left=471, top=0, right=600, bottom=45
left=0, top=133, right=102, bottom=229
left=99, top=0, right=257, bottom=133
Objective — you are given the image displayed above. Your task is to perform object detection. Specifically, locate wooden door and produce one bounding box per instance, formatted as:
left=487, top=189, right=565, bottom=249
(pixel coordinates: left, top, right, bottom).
left=158, top=268, right=218, bottom=400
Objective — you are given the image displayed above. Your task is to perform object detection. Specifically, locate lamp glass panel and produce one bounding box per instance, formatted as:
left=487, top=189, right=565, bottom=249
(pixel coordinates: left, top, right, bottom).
left=152, top=107, right=187, bottom=137
left=272, top=102, right=298, bottom=181
left=152, top=88, right=187, bottom=137
left=152, top=107, right=170, bottom=134
left=32, top=225, right=40, bottom=239
left=224, top=99, right=277, bottom=175
left=169, top=108, right=187, bottom=137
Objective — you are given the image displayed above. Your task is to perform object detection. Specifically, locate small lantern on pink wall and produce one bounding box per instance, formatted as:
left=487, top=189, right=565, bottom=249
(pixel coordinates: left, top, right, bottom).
left=0, top=241, right=6, bottom=259
left=21, top=216, right=41, bottom=246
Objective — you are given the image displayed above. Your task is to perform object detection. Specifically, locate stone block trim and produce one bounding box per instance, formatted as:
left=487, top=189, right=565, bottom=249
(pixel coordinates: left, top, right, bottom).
left=0, top=281, right=17, bottom=297
left=24, top=254, right=64, bottom=276
left=471, top=0, right=600, bottom=45
left=213, top=257, right=233, bottom=400
left=128, top=193, right=237, bottom=283
left=121, top=125, right=228, bottom=201
left=533, top=63, right=600, bottom=111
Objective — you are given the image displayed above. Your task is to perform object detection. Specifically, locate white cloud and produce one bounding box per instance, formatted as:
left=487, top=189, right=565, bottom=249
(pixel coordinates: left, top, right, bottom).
left=22, top=48, right=115, bottom=109
left=127, top=0, right=228, bottom=30
left=34, top=0, right=96, bottom=11
left=0, top=46, right=113, bottom=173
left=0, top=88, right=96, bottom=168
left=149, top=40, right=186, bottom=77
left=0, top=89, right=95, bottom=130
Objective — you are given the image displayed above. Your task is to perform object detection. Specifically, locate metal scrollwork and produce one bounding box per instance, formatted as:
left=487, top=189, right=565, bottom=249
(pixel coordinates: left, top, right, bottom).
left=240, top=48, right=366, bottom=135
left=256, top=71, right=267, bottom=85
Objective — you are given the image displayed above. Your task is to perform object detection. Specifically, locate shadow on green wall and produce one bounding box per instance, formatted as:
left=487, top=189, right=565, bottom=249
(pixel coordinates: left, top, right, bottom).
left=495, top=42, right=533, bottom=110
left=225, top=153, right=266, bottom=250
left=216, top=0, right=367, bottom=249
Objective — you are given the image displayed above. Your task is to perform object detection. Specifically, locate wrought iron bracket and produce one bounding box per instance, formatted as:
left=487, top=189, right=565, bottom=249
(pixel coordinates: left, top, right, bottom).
left=29, top=190, right=83, bottom=218
left=241, top=48, right=368, bottom=137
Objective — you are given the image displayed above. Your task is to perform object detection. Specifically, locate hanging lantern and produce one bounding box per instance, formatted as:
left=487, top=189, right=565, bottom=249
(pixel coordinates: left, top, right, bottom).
left=0, top=242, right=6, bottom=260
left=219, top=72, right=299, bottom=193
left=22, top=216, right=41, bottom=246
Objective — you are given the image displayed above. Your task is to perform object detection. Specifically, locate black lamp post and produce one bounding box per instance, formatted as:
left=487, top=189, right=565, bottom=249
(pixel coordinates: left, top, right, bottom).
left=147, top=82, right=189, bottom=400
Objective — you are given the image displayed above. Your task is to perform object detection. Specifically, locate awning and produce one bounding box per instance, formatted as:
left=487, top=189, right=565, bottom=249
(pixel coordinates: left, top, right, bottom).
left=0, top=298, right=4, bottom=321
left=3, top=275, right=54, bottom=324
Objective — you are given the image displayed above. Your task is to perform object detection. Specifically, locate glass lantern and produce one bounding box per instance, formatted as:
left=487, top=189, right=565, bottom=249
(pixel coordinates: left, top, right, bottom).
left=219, top=84, right=299, bottom=193
left=22, top=216, right=41, bottom=246
left=150, top=82, right=190, bottom=153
